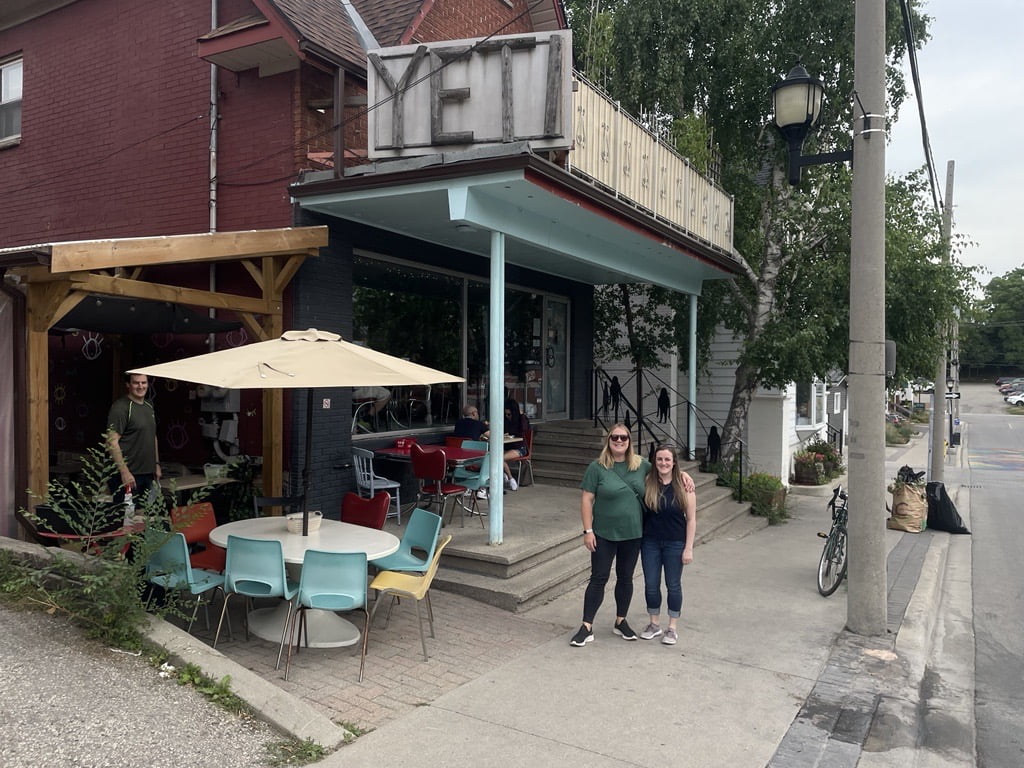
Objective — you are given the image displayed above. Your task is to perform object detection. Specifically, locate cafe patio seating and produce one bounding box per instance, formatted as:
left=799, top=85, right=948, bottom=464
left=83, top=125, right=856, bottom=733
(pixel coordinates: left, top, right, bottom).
left=283, top=550, right=369, bottom=682
left=340, top=491, right=390, bottom=530
left=370, top=535, right=453, bottom=662
left=213, top=535, right=298, bottom=671
left=145, top=532, right=229, bottom=635
left=353, top=446, right=402, bottom=524
left=410, top=443, right=466, bottom=520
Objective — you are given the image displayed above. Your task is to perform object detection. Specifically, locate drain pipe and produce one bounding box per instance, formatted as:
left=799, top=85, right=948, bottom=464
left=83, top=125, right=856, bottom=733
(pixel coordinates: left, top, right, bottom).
left=208, top=0, right=220, bottom=350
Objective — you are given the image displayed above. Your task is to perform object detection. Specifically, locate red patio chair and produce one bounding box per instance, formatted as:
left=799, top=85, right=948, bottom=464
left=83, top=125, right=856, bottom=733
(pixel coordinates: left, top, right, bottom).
left=411, top=443, right=466, bottom=520
left=340, top=491, right=391, bottom=530
left=170, top=502, right=226, bottom=573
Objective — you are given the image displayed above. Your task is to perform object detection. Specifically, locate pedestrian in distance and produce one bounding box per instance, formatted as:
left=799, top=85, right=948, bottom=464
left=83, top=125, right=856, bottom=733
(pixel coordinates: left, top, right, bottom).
left=571, top=424, right=649, bottom=646
left=639, top=445, right=696, bottom=645
left=657, top=387, right=670, bottom=423
left=706, top=425, right=721, bottom=466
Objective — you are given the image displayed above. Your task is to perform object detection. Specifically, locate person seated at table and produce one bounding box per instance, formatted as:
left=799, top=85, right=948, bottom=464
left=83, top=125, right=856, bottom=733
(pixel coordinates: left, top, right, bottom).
left=453, top=404, right=489, bottom=441
left=501, top=399, right=530, bottom=491
left=353, top=386, right=391, bottom=417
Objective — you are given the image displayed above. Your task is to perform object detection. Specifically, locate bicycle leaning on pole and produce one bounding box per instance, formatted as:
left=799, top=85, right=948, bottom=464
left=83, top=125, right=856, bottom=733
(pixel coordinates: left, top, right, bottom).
left=816, top=485, right=848, bottom=596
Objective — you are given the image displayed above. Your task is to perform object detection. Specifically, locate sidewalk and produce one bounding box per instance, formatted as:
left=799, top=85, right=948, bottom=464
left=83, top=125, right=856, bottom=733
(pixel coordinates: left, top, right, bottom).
left=159, top=428, right=973, bottom=767
left=0, top=428, right=973, bottom=767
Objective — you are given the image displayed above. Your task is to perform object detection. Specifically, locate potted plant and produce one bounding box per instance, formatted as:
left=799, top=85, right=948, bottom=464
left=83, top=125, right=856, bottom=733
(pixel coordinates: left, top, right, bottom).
left=793, top=450, right=825, bottom=485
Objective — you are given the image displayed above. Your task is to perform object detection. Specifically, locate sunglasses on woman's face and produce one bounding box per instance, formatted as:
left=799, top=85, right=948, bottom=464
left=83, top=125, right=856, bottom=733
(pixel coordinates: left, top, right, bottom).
left=609, top=434, right=630, bottom=442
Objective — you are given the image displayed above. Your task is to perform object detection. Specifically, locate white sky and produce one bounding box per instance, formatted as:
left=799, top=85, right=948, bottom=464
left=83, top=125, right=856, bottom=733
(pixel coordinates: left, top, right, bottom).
left=886, top=0, right=1023, bottom=285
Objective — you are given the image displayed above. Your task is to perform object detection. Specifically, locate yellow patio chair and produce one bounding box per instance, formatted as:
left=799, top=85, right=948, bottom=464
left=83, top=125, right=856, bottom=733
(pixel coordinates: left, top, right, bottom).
left=369, top=535, right=452, bottom=661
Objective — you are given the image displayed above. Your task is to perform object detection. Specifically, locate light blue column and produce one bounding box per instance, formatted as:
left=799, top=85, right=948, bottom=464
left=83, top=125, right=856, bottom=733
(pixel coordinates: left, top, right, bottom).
left=488, top=231, right=505, bottom=544
left=688, top=294, right=698, bottom=460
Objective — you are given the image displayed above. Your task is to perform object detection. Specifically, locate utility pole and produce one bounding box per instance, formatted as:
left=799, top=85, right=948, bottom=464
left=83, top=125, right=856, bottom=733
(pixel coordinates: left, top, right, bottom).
left=929, top=161, right=955, bottom=482
left=846, top=0, right=888, bottom=636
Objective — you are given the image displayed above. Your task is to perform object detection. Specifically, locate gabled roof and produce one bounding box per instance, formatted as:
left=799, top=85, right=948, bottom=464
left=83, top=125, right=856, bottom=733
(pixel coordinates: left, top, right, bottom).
left=265, top=0, right=366, bottom=68
left=350, top=0, right=424, bottom=47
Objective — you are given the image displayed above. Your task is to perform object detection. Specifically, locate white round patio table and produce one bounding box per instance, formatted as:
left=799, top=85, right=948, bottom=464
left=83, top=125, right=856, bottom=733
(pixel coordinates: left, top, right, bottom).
left=210, top=516, right=399, bottom=648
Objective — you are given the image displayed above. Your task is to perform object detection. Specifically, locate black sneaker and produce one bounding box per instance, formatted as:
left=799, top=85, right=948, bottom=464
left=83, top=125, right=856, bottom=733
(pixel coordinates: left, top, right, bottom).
left=613, top=619, right=638, bottom=640
left=569, top=624, right=594, bottom=647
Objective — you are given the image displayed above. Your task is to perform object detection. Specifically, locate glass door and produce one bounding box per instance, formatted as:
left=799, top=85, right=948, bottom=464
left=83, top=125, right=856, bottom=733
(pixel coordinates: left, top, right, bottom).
left=543, top=297, right=569, bottom=420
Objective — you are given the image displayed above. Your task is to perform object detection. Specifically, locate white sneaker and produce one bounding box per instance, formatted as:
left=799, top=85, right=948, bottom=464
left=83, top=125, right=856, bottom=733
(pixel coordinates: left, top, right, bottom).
left=508, top=476, right=518, bottom=491
left=476, top=489, right=488, bottom=500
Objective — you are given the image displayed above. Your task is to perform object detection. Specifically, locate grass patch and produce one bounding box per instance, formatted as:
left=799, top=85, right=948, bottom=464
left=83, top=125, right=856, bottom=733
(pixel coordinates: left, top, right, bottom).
left=265, top=738, right=328, bottom=766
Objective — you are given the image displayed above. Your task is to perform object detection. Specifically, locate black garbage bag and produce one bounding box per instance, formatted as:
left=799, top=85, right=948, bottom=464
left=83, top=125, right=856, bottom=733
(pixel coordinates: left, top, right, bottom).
left=926, top=482, right=971, bottom=534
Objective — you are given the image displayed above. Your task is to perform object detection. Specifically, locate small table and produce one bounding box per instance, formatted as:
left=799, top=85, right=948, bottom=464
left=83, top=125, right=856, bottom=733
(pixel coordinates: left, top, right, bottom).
left=376, top=444, right=486, bottom=467
left=209, top=517, right=399, bottom=648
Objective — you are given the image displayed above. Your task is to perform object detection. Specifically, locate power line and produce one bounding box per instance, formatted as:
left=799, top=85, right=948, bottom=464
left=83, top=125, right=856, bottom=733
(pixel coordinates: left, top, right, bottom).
left=899, top=0, right=942, bottom=212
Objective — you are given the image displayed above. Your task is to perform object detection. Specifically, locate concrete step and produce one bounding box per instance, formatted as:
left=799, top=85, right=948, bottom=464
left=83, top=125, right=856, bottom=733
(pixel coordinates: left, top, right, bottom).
left=428, top=479, right=753, bottom=612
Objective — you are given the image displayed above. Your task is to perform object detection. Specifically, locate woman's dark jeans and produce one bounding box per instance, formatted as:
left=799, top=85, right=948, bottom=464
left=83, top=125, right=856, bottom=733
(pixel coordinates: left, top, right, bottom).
left=641, top=537, right=685, bottom=618
left=582, top=535, right=642, bottom=624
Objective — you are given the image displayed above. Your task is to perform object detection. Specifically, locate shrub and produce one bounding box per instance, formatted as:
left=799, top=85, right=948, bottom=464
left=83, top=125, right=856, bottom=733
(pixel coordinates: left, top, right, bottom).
left=4, top=435, right=201, bottom=649
left=742, top=472, right=789, bottom=524
left=885, top=422, right=909, bottom=445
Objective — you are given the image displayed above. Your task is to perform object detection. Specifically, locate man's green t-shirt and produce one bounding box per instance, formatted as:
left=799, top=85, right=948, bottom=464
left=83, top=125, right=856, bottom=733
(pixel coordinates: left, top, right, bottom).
left=107, top=396, right=157, bottom=475
left=580, top=458, right=650, bottom=541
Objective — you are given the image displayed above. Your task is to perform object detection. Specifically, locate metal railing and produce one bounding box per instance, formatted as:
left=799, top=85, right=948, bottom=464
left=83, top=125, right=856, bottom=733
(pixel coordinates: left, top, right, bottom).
left=591, top=365, right=747, bottom=496
left=570, top=73, right=734, bottom=256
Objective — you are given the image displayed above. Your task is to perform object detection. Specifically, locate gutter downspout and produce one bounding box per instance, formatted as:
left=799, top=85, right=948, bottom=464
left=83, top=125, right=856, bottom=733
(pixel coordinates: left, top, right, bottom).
left=208, top=0, right=220, bottom=350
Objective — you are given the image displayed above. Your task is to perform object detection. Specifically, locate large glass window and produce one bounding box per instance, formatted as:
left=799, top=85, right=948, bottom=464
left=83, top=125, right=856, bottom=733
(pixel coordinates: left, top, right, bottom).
left=353, top=258, right=463, bottom=432
left=0, top=57, right=22, bottom=144
left=353, top=254, right=566, bottom=435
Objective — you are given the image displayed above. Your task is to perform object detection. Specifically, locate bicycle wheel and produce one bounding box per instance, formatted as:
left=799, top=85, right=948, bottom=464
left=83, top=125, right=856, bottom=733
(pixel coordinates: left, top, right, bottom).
left=817, top=525, right=848, bottom=597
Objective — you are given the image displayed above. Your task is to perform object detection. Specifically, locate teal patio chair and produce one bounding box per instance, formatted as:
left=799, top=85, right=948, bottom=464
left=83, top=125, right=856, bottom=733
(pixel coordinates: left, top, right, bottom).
left=449, top=452, right=488, bottom=529
left=452, top=440, right=487, bottom=482
left=213, top=535, right=298, bottom=671
left=145, top=532, right=229, bottom=635
left=370, top=507, right=441, bottom=574
left=284, top=550, right=370, bottom=682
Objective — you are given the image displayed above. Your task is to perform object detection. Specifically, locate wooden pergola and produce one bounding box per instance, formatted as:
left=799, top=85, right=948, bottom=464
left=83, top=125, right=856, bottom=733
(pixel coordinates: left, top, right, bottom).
left=1, top=226, right=328, bottom=509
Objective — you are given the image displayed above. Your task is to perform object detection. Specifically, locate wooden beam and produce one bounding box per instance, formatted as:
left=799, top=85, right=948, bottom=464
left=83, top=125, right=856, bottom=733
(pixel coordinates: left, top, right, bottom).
left=237, top=312, right=269, bottom=341
left=69, top=274, right=279, bottom=316
left=49, top=226, right=328, bottom=273
left=26, top=281, right=73, bottom=332
left=273, top=252, right=310, bottom=296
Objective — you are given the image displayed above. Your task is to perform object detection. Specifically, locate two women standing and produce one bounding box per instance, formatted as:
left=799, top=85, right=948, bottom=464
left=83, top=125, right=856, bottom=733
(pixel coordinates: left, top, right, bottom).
left=572, top=425, right=696, bottom=647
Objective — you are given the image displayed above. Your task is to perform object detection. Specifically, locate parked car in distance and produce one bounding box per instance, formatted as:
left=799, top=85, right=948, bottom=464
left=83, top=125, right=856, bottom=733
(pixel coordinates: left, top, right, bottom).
left=911, top=378, right=934, bottom=394
left=998, top=378, right=1024, bottom=394
left=1005, top=392, right=1024, bottom=406
left=995, top=376, right=1018, bottom=385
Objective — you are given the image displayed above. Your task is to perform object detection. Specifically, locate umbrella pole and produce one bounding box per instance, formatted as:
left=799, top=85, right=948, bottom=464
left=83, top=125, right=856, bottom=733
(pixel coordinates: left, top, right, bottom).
left=302, top=388, right=313, bottom=536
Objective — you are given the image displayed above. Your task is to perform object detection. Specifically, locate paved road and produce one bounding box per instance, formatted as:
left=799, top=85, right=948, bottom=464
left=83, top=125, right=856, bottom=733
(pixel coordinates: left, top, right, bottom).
left=959, top=382, right=1024, bottom=767
left=0, top=604, right=281, bottom=768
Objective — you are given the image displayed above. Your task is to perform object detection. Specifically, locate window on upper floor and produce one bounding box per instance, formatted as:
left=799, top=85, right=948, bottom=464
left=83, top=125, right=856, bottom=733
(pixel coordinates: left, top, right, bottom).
left=1, top=57, right=23, bottom=146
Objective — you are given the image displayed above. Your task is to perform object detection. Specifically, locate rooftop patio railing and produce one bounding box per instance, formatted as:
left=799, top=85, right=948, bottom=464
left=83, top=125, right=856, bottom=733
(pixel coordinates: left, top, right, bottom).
left=569, top=73, right=734, bottom=257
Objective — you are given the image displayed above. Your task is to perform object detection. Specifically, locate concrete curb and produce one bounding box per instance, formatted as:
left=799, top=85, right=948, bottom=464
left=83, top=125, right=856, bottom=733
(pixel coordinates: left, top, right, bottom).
left=144, top=617, right=350, bottom=750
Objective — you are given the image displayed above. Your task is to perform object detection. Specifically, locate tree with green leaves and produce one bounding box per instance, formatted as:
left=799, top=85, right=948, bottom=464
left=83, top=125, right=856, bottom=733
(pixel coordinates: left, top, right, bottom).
left=960, top=268, right=1024, bottom=376
left=570, top=0, right=975, bottom=458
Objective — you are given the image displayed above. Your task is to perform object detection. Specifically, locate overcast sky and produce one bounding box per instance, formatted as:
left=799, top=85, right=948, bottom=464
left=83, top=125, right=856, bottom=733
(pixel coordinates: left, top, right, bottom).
left=886, top=0, right=1023, bottom=285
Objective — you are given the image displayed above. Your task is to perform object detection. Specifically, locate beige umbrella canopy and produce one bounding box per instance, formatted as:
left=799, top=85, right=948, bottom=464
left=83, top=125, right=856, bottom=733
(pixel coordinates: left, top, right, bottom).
left=130, top=328, right=464, bottom=389
left=130, top=328, right=463, bottom=534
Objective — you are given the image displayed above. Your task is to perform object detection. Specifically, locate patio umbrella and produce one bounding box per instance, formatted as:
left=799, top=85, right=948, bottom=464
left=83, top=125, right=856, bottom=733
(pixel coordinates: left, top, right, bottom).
left=129, top=328, right=463, bottom=534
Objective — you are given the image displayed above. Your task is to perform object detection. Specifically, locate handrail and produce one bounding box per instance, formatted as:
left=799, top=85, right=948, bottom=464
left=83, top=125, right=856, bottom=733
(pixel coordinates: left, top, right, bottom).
left=591, top=365, right=748, bottom=497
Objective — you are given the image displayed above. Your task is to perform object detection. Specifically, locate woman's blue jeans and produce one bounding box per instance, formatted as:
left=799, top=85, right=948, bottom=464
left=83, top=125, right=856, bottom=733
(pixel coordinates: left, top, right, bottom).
left=641, top=537, right=685, bottom=618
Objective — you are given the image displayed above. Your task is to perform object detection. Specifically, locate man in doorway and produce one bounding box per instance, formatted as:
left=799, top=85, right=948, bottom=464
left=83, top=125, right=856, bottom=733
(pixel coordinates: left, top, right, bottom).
left=107, top=372, right=161, bottom=504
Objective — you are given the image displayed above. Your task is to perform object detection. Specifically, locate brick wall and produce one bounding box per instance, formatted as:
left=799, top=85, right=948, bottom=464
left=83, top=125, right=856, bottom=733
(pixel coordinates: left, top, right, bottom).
left=0, top=0, right=297, bottom=246
left=411, top=0, right=535, bottom=42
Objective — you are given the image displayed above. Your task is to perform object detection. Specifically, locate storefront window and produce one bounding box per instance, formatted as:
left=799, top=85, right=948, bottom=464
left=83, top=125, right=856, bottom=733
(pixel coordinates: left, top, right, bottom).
left=353, top=254, right=565, bottom=435
left=353, top=258, right=463, bottom=432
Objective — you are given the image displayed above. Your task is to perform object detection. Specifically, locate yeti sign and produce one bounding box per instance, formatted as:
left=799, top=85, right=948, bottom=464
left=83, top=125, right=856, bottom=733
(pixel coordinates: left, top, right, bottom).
left=367, top=31, right=573, bottom=159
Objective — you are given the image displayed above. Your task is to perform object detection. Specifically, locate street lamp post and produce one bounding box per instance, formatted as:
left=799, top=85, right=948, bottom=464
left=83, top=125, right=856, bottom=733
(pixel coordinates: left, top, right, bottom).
left=946, top=375, right=955, bottom=448
left=771, top=0, right=888, bottom=637
left=771, top=63, right=853, bottom=185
